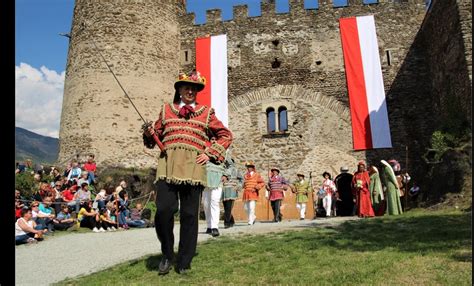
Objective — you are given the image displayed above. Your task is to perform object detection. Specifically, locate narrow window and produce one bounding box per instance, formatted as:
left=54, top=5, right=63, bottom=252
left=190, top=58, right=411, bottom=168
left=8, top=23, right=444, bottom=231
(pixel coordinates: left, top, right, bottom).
left=184, top=51, right=189, bottom=62
left=266, top=107, right=276, bottom=133
left=278, top=106, right=288, bottom=132
left=386, top=50, right=391, bottom=66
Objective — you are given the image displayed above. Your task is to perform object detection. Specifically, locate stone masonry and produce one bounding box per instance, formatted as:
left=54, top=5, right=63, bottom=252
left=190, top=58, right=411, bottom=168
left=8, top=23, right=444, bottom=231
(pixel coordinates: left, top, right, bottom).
left=59, top=0, right=471, bottom=208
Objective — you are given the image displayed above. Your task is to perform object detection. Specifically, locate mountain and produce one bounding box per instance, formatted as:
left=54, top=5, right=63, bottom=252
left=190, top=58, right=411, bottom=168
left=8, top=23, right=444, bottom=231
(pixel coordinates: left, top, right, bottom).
left=15, top=127, right=59, bottom=165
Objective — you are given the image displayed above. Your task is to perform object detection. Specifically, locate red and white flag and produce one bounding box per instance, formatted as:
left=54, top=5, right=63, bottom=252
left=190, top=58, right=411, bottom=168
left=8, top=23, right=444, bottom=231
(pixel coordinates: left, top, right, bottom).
left=195, top=34, right=229, bottom=127
left=339, top=15, right=392, bottom=150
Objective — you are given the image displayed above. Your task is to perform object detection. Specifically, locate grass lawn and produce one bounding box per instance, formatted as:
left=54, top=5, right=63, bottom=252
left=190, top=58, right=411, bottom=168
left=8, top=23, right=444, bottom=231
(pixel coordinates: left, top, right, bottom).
left=56, top=209, right=471, bottom=285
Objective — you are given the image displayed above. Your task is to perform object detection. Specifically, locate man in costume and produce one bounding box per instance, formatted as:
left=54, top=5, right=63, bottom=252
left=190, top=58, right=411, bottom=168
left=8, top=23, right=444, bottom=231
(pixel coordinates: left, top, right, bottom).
left=242, top=161, right=265, bottom=225
left=381, top=159, right=403, bottom=215
left=266, top=167, right=289, bottom=222
left=351, top=161, right=374, bottom=218
left=321, top=172, right=337, bottom=217
left=291, top=173, right=312, bottom=220
left=221, top=157, right=243, bottom=229
left=202, top=146, right=225, bottom=237
left=368, top=165, right=385, bottom=216
left=334, top=166, right=354, bottom=216
left=143, top=70, right=232, bottom=275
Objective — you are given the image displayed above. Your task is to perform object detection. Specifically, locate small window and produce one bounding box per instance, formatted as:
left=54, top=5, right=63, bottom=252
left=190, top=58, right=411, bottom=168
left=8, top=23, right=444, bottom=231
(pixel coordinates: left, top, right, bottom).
left=386, top=50, right=391, bottom=66
left=184, top=51, right=189, bottom=62
left=278, top=106, right=288, bottom=132
left=266, top=107, right=276, bottom=133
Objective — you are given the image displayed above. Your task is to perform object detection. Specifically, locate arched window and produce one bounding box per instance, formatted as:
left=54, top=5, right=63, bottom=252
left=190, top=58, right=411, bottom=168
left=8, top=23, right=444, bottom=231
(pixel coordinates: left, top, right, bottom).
left=278, top=106, right=288, bottom=132
left=266, top=107, right=276, bottom=133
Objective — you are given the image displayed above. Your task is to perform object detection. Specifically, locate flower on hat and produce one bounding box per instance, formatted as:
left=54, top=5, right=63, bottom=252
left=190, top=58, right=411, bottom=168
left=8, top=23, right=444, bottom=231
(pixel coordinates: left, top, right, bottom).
left=175, top=70, right=206, bottom=91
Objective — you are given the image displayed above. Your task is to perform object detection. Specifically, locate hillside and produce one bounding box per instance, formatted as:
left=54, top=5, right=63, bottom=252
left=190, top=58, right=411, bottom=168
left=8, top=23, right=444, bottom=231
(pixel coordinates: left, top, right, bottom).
left=15, top=127, right=59, bottom=165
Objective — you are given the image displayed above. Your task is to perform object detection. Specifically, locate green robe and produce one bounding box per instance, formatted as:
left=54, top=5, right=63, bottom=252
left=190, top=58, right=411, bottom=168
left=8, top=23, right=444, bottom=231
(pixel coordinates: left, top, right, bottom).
left=293, top=180, right=311, bottom=203
left=369, top=172, right=384, bottom=213
left=381, top=163, right=403, bottom=215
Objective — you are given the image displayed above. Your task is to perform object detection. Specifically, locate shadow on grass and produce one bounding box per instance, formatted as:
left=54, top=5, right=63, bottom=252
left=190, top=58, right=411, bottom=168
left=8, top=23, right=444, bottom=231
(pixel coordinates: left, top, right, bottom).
left=145, top=254, right=162, bottom=272
left=287, top=212, right=471, bottom=258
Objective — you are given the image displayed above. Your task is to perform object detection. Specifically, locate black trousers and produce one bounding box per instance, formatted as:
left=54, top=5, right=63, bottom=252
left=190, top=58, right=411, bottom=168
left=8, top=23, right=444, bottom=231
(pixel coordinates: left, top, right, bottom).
left=222, top=200, right=235, bottom=226
left=154, top=180, right=203, bottom=269
left=271, top=199, right=282, bottom=221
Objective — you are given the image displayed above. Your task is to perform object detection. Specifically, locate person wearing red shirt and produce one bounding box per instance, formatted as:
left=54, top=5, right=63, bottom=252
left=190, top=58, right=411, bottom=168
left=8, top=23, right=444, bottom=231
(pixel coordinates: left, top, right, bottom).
left=83, top=154, right=97, bottom=184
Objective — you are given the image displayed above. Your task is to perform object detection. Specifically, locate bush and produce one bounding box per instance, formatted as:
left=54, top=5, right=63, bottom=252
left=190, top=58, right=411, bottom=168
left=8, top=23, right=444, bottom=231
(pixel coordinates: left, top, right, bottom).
left=15, top=173, right=36, bottom=198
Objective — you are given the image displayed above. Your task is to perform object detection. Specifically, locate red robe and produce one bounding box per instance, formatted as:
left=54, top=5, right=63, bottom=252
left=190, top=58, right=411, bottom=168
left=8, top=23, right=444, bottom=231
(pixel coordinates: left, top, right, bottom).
left=351, top=171, right=374, bottom=217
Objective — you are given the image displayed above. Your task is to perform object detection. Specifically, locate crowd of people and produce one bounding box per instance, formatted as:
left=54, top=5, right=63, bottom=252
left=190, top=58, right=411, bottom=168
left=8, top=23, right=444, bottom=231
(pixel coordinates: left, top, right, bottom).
left=15, top=155, right=153, bottom=245
left=198, top=157, right=417, bottom=237
left=15, top=154, right=418, bottom=246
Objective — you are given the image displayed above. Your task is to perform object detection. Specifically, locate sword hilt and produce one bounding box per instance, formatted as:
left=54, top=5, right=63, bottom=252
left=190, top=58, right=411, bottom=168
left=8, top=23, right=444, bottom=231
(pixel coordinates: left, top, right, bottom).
left=142, top=121, right=166, bottom=154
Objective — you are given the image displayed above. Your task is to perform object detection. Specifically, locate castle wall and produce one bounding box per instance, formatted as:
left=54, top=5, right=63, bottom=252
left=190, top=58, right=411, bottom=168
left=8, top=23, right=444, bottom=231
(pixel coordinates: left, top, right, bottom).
left=58, top=0, right=183, bottom=167
left=180, top=0, right=428, bottom=179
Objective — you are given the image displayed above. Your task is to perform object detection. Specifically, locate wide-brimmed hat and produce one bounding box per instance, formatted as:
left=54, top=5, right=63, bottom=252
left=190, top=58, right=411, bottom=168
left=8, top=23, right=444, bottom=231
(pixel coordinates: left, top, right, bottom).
left=296, top=172, right=305, bottom=177
left=322, top=171, right=331, bottom=179
left=174, top=70, right=206, bottom=92
left=244, top=160, right=255, bottom=167
left=340, top=166, right=349, bottom=172
left=270, top=167, right=280, bottom=173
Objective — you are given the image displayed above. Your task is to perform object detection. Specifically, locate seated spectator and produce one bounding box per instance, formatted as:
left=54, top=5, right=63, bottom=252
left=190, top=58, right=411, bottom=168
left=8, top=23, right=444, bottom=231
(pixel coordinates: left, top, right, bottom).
left=75, top=181, right=92, bottom=205
left=99, top=208, right=117, bottom=231
left=52, top=181, right=64, bottom=215
left=83, top=154, right=97, bottom=184
left=63, top=162, right=72, bottom=178
left=63, top=181, right=80, bottom=213
left=15, top=190, right=25, bottom=220
left=117, top=190, right=130, bottom=229
left=114, top=180, right=128, bottom=197
left=66, top=159, right=82, bottom=182
left=15, top=207, right=47, bottom=245
left=51, top=168, right=62, bottom=184
left=39, top=182, right=55, bottom=202
left=130, top=203, right=150, bottom=227
left=106, top=200, right=117, bottom=224
left=25, top=159, right=34, bottom=174
left=37, top=197, right=56, bottom=233
left=53, top=204, right=76, bottom=231
left=94, top=189, right=107, bottom=211
left=77, top=200, right=101, bottom=233
left=15, top=161, right=26, bottom=174
left=77, top=171, right=90, bottom=188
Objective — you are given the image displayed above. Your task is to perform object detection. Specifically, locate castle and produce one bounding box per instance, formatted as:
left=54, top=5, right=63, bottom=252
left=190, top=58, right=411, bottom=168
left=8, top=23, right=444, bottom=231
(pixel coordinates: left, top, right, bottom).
left=59, top=0, right=471, bottom=189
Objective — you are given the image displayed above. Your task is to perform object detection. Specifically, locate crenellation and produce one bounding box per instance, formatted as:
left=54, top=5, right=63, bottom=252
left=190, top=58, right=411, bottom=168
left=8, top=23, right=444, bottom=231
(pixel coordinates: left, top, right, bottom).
left=205, top=8, right=222, bottom=24
left=232, top=5, right=250, bottom=22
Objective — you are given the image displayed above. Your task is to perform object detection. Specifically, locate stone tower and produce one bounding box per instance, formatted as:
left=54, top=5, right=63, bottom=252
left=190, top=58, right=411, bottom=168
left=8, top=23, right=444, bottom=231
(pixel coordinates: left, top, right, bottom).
left=58, top=0, right=184, bottom=167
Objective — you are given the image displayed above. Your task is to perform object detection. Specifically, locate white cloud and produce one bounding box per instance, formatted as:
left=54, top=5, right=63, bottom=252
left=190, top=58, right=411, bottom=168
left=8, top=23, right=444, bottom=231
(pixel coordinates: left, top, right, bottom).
left=15, top=63, right=65, bottom=138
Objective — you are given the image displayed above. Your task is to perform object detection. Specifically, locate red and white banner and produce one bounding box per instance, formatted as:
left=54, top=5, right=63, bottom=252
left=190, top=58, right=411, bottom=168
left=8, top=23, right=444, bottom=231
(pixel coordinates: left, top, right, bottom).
left=339, top=15, right=392, bottom=150
left=195, top=34, right=229, bottom=127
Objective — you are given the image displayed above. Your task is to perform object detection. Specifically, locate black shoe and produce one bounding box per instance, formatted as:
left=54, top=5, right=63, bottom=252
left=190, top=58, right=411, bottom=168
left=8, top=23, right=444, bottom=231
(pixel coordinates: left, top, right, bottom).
left=158, top=258, right=172, bottom=275
left=211, top=228, right=220, bottom=237
left=300, top=218, right=304, bottom=220
left=205, top=228, right=212, bottom=234
left=177, top=267, right=190, bottom=275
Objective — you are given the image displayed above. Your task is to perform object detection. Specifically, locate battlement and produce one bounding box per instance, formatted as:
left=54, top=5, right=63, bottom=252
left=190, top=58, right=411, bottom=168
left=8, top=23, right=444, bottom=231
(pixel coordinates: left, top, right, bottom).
left=186, top=0, right=427, bottom=25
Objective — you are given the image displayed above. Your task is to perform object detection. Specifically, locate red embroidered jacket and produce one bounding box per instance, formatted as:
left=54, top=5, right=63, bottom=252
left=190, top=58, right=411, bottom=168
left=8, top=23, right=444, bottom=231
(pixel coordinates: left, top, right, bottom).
left=144, top=103, right=232, bottom=162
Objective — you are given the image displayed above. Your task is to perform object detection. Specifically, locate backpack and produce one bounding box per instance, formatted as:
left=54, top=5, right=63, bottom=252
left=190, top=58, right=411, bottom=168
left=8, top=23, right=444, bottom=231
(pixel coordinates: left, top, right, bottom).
left=141, top=208, right=152, bottom=220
